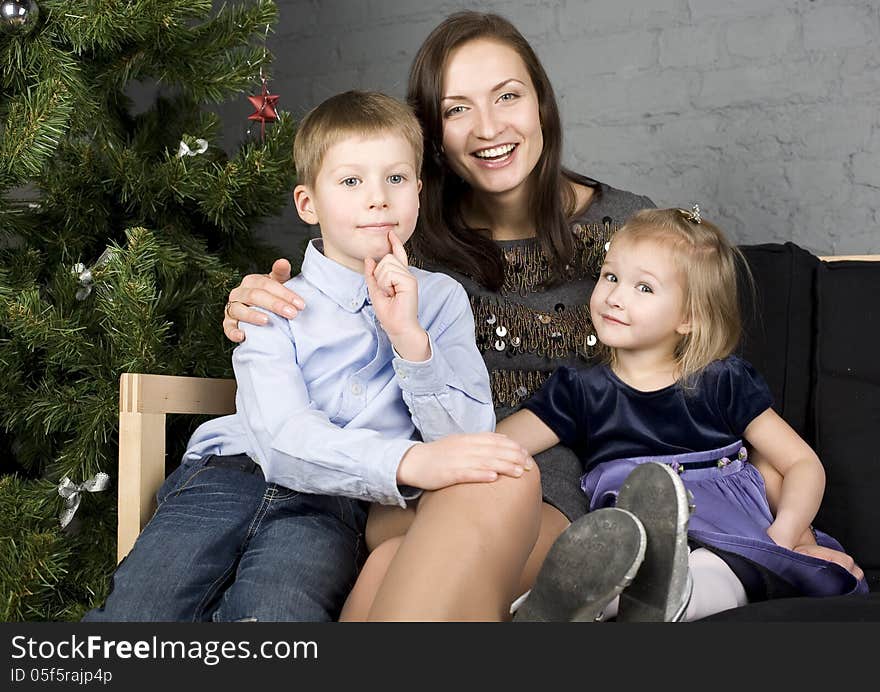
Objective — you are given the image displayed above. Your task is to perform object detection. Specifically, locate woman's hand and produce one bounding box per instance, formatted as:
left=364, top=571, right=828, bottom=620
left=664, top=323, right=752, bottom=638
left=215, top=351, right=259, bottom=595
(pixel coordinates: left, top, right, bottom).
left=223, top=259, right=304, bottom=342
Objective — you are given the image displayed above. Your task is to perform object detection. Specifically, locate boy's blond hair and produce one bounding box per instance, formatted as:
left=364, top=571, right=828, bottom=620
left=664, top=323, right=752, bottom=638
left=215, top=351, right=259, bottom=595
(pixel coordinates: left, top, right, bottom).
left=293, top=90, right=423, bottom=188
left=595, top=208, right=752, bottom=386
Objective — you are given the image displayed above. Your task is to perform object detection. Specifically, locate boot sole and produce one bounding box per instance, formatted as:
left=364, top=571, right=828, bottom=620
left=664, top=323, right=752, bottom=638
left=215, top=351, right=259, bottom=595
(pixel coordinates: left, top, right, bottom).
left=515, top=507, right=647, bottom=622
left=616, top=462, right=691, bottom=622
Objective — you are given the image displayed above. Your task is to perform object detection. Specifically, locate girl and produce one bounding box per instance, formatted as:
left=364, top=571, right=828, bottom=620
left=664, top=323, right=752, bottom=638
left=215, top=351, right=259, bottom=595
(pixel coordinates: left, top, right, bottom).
left=510, top=207, right=867, bottom=621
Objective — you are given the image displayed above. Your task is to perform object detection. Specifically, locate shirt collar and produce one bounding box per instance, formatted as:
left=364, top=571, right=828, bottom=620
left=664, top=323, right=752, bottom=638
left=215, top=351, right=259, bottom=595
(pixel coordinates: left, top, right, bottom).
left=300, top=239, right=370, bottom=313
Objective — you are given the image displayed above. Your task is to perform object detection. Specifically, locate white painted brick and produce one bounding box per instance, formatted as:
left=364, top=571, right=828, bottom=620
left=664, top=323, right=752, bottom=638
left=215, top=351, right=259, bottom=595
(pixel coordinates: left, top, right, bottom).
left=274, top=33, right=342, bottom=75
left=562, top=74, right=634, bottom=123
left=725, top=14, right=799, bottom=60
left=356, top=60, right=413, bottom=99
left=803, top=4, right=875, bottom=51
left=852, top=152, right=880, bottom=188
left=366, top=0, right=459, bottom=23
left=658, top=22, right=722, bottom=68
left=314, top=0, right=366, bottom=29
left=649, top=114, right=725, bottom=157
left=798, top=104, right=874, bottom=161
left=716, top=159, right=789, bottom=210
left=567, top=124, right=665, bottom=166
left=340, top=18, right=438, bottom=66
left=688, top=0, right=777, bottom=22
left=482, top=1, right=560, bottom=40
left=567, top=69, right=694, bottom=124
left=694, top=60, right=834, bottom=109
left=540, top=30, right=657, bottom=82
left=275, top=3, right=318, bottom=40
left=722, top=106, right=806, bottom=161
left=786, top=159, right=850, bottom=204
left=558, top=0, right=684, bottom=38
left=301, top=68, right=362, bottom=109
left=839, top=48, right=880, bottom=99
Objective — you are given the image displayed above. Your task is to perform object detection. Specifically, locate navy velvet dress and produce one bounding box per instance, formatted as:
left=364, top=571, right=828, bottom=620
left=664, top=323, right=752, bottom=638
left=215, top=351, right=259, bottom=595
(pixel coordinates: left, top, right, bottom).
left=523, top=356, right=866, bottom=598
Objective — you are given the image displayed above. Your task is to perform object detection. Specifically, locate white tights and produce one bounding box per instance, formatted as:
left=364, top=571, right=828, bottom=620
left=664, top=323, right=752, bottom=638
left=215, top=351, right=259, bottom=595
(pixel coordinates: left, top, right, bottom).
left=599, top=547, right=748, bottom=622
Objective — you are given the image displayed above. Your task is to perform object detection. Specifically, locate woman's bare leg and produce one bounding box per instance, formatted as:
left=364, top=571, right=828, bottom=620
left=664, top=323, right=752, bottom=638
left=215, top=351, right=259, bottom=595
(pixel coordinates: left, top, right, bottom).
left=339, top=536, right=404, bottom=621
left=342, top=501, right=566, bottom=621
left=517, top=503, right=570, bottom=596
left=342, top=480, right=568, bottom=621
left=365, top=504, right=416, bottom=552
left=366, top=469, right=543, bottom=621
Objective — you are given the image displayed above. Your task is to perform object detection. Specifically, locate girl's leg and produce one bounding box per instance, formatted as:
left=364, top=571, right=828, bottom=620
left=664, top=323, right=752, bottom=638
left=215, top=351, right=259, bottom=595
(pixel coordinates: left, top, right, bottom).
left=365, top=469, right=543, bottom=621
left=598, top=548, right=747, bottom=621
left=682, top=548, right=747, bottom=621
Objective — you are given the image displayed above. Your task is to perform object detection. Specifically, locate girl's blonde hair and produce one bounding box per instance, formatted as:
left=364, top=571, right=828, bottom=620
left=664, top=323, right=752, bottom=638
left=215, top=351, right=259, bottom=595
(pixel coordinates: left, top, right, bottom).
left=595, top=208, right=752, bottom=386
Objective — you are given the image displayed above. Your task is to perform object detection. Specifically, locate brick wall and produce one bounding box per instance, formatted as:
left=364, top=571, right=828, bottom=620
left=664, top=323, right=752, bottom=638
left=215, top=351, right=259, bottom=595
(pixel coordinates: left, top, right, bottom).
left=246, top=0, right=880, bottom=258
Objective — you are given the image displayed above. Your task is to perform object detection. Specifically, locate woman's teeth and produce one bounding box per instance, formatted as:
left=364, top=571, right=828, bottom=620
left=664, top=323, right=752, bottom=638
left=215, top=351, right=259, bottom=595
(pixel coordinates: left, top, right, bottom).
left=474, top=144, right=516, bottom=159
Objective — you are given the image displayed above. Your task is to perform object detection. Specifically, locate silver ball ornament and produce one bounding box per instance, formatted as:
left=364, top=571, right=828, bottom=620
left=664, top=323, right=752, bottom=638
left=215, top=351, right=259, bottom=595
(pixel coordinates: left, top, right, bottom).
left=0, top=0, right=40, bottom=35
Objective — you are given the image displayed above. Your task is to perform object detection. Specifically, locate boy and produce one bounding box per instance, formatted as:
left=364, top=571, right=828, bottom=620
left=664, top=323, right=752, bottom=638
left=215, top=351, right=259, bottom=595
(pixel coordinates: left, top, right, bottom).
left=85, top=91, right=530, bottom=622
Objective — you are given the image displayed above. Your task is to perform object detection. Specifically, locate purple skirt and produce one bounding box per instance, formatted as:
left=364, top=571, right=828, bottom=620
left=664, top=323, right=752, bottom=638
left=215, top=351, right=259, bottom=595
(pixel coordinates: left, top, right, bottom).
left=580, top=441, right=867, bottom=597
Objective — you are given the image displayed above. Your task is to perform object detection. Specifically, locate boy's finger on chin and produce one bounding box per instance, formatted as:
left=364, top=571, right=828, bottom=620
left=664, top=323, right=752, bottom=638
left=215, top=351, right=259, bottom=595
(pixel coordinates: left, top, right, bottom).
left=388, top=231, right=408, bottom=264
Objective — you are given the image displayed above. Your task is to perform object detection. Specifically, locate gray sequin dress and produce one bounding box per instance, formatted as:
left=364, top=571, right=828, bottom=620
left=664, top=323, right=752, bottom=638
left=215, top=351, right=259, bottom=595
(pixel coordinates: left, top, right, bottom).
left=421, top=179, right=654, bottom=521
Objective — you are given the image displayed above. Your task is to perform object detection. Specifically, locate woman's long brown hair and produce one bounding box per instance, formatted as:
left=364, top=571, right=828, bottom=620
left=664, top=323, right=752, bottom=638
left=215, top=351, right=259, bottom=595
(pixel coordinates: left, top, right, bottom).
left=406, top=11, right=598, bottom=289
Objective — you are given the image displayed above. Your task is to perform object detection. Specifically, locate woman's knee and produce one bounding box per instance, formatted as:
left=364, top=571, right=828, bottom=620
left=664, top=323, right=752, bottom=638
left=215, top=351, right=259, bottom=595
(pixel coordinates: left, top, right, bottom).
left=419, top=465, right=543, bottom=536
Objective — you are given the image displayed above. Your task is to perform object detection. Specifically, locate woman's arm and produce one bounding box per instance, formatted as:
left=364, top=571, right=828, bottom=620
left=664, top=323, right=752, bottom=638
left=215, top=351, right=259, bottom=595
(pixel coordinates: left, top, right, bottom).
left=223, top=258, right=304, bottom=342
left=496, top=409, right=561, bottom=457
left=744, top=408, right=824, bottom=550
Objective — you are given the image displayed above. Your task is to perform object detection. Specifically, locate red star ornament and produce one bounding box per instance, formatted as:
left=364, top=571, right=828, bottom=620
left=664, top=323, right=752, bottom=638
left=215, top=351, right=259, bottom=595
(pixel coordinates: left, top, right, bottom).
left=247, top=80, right=280, bottom=140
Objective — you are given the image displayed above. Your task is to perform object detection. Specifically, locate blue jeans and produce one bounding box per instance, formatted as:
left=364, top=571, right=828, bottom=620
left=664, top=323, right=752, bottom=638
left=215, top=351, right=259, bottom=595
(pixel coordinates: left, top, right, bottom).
left=84, top=454, right=367, bottom=622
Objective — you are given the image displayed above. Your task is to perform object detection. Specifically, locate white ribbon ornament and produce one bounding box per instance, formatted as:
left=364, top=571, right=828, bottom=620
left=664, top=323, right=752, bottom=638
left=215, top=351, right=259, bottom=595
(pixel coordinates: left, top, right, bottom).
left=58, top=472, right=110, bottom=528
left=176, top=138, right=209, bottom=158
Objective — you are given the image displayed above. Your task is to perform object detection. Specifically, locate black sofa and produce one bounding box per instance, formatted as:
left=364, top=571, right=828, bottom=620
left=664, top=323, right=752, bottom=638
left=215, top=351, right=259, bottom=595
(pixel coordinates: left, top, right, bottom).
left=701, top=243, right=880, bottom=621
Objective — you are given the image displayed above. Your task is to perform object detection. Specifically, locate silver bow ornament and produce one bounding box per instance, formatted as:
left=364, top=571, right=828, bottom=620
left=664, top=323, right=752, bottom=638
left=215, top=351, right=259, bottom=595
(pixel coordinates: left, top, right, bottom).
left=71, top=247, right=115, bottom=301
left=58, top=472, right=110, bottom=528
left=176, top=138, right=208, bottom=158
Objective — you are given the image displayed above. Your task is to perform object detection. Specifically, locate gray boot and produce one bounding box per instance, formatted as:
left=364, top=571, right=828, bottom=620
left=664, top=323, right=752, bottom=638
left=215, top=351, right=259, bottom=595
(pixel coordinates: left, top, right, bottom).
left=615, top=462, right=693, bottom=622
left=514, top=507, right=647, bottom=622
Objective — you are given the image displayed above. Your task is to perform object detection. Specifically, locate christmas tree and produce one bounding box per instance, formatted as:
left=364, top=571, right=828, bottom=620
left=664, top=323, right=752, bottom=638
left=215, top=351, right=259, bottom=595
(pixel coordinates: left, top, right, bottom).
left=0, top=0, right=296, bottom=621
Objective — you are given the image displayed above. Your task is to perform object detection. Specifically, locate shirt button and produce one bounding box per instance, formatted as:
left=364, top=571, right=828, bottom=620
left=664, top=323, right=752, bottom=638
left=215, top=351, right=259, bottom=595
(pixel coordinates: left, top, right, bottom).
left=351, top=383, right=363, bottom=396
left=350, top=299, right=359, bottom=309
left=396, top=368, right=408, bottom=379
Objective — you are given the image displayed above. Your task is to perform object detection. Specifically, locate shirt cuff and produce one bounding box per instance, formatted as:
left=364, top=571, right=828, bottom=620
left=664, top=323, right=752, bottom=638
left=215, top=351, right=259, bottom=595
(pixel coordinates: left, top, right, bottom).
left=392, top=333, right=453, bottom=395
left=359, top=437, right=421, bottom=507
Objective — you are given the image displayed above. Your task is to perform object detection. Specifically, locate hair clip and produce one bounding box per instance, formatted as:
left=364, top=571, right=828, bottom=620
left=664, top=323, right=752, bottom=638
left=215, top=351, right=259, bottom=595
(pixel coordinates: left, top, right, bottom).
left=680, top=204, right=702, bottom=224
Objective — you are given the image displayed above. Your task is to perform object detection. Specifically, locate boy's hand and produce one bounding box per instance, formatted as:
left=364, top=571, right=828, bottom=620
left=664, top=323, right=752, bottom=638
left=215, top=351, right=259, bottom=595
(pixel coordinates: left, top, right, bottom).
left=365, top=231, right=429, bottom=361
left=396, top=433, right=535, bottom=490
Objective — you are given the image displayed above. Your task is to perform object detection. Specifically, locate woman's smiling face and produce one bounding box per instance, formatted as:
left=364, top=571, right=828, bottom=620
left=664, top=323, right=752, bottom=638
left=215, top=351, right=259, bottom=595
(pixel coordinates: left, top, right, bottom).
left=440, top=38, right=544, bottom=202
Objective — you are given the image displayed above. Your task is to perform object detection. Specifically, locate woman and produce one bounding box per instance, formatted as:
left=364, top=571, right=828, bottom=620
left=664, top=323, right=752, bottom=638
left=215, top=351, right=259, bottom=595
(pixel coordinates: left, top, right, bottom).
left=221, top=12, right=861, bottom=620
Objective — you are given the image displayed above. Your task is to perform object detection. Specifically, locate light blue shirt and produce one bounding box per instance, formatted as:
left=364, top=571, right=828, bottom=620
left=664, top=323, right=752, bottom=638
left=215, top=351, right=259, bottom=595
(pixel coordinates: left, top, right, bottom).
left=183, top=239, right=495, bottom=506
